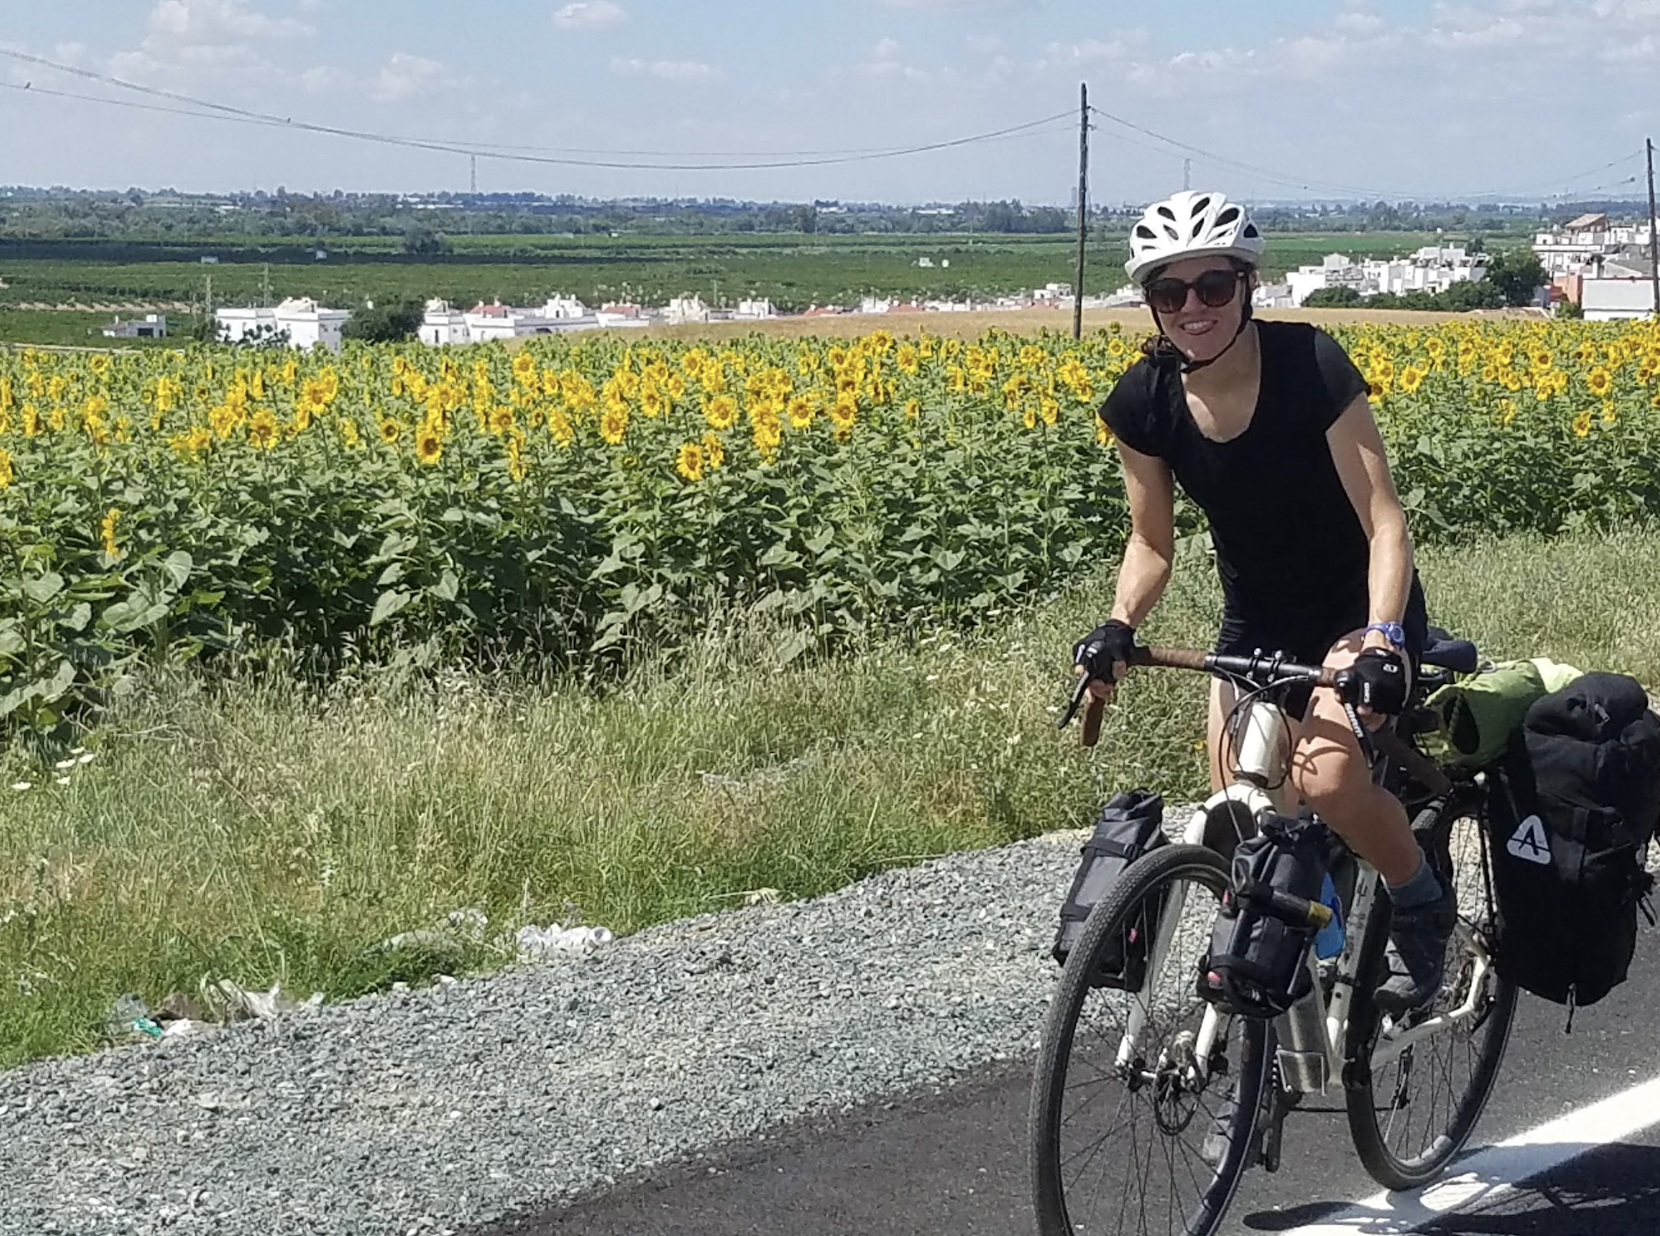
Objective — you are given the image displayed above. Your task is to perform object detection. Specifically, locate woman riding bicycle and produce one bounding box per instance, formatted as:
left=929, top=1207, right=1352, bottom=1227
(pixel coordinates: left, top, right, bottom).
left=1073, top=189, right=1454, bottom=1014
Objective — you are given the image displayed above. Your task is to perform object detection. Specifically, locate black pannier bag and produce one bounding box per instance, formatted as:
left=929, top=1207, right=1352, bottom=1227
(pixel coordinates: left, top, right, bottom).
left=1053, top=789, right=1167, bottom=989
left=1199, top=811, right=1330, bottom=1019
left=1486, top=671, right=1660, bottom=1011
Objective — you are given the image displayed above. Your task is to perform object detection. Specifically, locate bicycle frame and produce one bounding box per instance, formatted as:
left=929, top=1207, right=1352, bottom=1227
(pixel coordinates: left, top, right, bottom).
left=1113, top=696, right=1497, bottom=1096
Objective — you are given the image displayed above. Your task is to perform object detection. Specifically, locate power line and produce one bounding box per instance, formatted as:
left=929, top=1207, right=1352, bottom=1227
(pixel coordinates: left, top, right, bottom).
left=0, top=74, right=1063, bottom=162
left=1087, top=101, right=1646, bottom=204
left=0, top=49, right=1072, bottom=171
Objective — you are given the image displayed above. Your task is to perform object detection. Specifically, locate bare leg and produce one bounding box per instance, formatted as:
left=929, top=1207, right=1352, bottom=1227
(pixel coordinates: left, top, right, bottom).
left=1288, top=630, right=1422, bottom=885
left=1205, top=676, right=1239, bottom=794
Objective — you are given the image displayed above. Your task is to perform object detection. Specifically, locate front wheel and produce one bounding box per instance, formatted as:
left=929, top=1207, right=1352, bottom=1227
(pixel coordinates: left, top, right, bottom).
left=1030, top=844, right=1270, bottom=1236
left=1345, top=809, right=1517, bottom=1191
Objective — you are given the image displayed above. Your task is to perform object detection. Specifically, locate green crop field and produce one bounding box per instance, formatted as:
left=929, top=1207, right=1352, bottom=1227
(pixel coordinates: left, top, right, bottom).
left=0, top=229, right=1491, bottom=347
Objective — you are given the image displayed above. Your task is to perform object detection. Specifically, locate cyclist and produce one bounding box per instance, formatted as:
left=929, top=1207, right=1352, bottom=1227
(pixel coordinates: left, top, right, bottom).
left=1073, top=189, right=1454, bottom=1013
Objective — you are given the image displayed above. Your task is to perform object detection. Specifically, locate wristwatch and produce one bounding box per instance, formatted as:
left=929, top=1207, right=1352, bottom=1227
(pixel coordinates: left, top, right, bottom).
left=1365, top=621, right=1407, bottom=649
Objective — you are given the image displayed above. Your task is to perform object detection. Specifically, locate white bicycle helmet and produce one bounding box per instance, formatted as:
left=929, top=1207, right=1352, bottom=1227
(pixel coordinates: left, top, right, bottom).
left=1124, top=190, right=1266, bottom=283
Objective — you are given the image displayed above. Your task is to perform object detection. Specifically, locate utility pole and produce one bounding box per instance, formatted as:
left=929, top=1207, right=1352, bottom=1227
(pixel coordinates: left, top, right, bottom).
left=1183, top=158, right=1192, bottom=191
left=260, top=262, right=271, bottom=308
left=1647, top=137, right=1659, bottom=319
left=1073, top=82, right=1089, bottom=341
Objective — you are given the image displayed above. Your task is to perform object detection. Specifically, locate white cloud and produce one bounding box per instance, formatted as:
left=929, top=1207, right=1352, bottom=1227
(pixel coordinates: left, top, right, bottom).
left=608, top=56, right=720, bottom=81
left=1040, top=35, right=1146, bottom=67
left=873, top=38, right=902, bottom=60
left=299, top=63, right=354, bottom=94
left=879, top=0, right=1032, bottom=8
left=965, top=34, right=1003, bottom=54
left=369, top=51, right=455, bottom=102
left=553, top=2, right=627, bottom=30
left=147, top=0, right=314, bottom=47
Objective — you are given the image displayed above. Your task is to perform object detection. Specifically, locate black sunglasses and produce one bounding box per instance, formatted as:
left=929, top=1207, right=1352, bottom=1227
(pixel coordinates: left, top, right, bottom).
left=1144, top=268, right=1246, bottom=315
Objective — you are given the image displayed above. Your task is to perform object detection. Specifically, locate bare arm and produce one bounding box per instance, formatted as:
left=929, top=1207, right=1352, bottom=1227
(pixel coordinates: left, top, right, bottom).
left=1111, top=441, right=1177, bottom=628
left=1326, top=392, right=1413, bottom=647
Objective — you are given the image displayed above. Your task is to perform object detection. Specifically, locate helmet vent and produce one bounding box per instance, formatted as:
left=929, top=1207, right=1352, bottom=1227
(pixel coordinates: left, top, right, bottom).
left=1216, top=206, right=1240, bottom=227
left=1191, top=195, right=1212, bottom=215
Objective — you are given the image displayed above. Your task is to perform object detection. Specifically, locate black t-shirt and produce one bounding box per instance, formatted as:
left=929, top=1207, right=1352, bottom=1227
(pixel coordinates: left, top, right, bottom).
left=1100, top=320, right=1383, bottom=634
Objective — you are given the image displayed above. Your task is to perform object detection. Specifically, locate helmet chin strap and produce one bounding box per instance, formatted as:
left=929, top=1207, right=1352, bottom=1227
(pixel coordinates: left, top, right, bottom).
left=1153, top=303, right=1254, bottom=375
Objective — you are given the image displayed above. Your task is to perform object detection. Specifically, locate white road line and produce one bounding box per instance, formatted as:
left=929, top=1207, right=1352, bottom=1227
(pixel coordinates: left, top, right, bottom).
left=1283, top=1072, right=1660, bottom=1234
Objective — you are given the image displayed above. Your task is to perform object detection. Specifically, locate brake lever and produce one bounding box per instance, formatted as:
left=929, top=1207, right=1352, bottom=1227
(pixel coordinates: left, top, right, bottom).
left=1058, top=672, right=1093, bottom=729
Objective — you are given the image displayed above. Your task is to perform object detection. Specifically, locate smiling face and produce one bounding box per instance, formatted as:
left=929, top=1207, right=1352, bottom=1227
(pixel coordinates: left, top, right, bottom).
left=1144, top=256, right=1254, bottom=365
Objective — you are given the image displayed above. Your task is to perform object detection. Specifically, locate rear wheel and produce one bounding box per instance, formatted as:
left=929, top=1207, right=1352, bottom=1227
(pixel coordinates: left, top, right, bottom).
left=1030, top=844, right=1270, bottom=1236
left=1345, top=805, right=1517, bottom=1190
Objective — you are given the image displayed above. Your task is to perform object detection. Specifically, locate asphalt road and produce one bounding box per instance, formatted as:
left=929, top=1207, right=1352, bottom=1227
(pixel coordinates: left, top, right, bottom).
left=471, top=932, right=1660, bottom=1236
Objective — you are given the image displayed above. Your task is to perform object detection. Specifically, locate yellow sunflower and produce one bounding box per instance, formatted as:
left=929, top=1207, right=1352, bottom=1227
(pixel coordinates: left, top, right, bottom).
left=99, top=508, right=122, bottom=559
left=701, top=431, right=725, bottom=470
left=676, top=440, right=706, bottom=482
left=704, top=394, right=739, bottom=432
left=249, top=409, right=281, bottom=450
left=415, top=426, right=444, bottom=466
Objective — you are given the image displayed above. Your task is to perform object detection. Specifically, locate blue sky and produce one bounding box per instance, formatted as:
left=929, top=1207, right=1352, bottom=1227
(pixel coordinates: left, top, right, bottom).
left=0, top=0, right=1656, bottom=206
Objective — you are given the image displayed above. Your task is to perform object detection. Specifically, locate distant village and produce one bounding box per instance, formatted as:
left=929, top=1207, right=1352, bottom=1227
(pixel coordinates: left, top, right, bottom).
left=106, top=281, right=1135, bottom=351
left=1257, top=211, right=1656, bottom=319
left=99, top=212, right=1658, bottom=351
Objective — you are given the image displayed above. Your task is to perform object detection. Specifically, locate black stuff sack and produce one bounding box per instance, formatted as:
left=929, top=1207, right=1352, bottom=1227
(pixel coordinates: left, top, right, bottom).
left=1053, top=789, right=1167, bottom=990
left=1486, top=671, right=1660, bottom=1012
left=1199, top=811, right=1331, bottom=1019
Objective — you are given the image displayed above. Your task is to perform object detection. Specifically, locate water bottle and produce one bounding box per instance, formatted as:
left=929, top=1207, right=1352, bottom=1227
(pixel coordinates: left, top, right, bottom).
left=1314, top=871, right=1345, bottom=959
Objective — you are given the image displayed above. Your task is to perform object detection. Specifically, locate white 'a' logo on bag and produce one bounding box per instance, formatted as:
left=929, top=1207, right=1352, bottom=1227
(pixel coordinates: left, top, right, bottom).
left=1507, top=814, right=1553, bottom=865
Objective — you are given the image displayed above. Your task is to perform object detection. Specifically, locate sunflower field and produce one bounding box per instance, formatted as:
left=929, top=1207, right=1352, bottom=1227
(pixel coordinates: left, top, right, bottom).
left=2, top=317, right=1659, bottom=745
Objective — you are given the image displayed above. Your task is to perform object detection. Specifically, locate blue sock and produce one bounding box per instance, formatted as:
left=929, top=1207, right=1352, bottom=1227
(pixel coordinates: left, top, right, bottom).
left=1387, top=856, right=1442, bottom=909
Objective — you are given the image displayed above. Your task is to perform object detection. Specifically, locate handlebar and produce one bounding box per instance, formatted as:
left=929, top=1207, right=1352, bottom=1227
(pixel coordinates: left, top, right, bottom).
left=1060, top=646, right=1339, bottom=735
left=1061, top=643, right=1452, bottom=796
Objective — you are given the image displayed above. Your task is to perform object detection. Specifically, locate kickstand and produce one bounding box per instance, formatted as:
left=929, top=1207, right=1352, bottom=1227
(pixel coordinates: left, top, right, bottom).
left=1255, top=1058, right=1300, bottom=1174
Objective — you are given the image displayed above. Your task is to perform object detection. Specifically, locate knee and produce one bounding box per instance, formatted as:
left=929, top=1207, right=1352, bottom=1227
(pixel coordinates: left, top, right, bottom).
left=1292, top=744, right=1367, bottom=818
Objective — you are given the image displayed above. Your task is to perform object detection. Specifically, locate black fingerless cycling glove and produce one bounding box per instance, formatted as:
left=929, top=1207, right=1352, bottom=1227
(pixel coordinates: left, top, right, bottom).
left=1073, top=620, right=1137, bottom=684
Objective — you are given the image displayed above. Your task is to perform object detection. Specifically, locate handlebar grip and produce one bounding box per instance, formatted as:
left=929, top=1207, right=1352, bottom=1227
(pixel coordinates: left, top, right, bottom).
left=1263, top=887, right=1334, bottom=929
left=1240, top=879, right=1334, bottom=928
left=1081, top=695, right=1104, bottom=747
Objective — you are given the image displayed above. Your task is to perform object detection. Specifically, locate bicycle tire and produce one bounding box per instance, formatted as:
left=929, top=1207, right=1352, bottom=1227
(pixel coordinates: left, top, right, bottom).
left=1344, top=806, right=1518, bottom=1191
left=1030, top=844, right=1270, bottom=1236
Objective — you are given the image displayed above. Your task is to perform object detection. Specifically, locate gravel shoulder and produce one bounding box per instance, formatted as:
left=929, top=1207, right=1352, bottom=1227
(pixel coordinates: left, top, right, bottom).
left=0, top=828, right=1105, bottom=1236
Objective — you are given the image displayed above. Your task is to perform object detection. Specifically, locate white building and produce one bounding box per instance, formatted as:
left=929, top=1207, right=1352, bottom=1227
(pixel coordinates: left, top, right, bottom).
left=594, top=303, right=650, bottom=329
left=733, top=298, right=777, bottom=319
left=461, top=301, right=561, bottom=343
left=542, top=294, right=588, bottom=319
left=419, top=299, right=470, bottom=346
left=215, top=297, right=349, bottom=351
left=1582, top=275, right=1658, bottom=321
left=102, top=313, right=167, bottom=339
left=1533, top=211, right=1658, bottom=280
left=1282, top=247, right=1485, bottom=307
left=666, top=294, right=711, bottom=325
left=1287, top=254, right=1368, bottom=306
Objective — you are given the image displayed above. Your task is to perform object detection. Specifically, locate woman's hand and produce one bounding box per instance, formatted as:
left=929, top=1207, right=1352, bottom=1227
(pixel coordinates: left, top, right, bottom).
left=1073, top=620, right=1137, bottom=701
